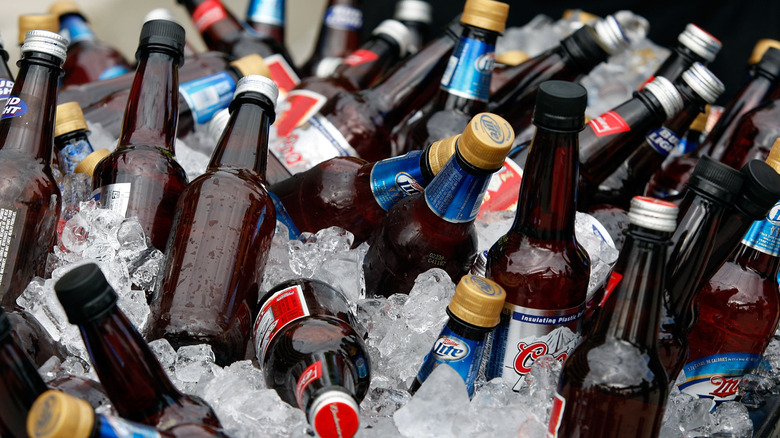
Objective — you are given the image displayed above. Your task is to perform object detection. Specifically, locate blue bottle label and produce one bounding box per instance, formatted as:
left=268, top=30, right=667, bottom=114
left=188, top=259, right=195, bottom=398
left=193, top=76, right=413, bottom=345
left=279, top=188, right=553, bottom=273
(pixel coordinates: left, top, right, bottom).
left=370, top=150, right=426, bottom=211
left=179, top=71, right=237, bottom=126
left=59, top=138, right=95, bottom=174
left=98, top=414, right=161, bottom=438
left=678, top=352, right=762, bottom=401
left=440, top=36, right=495, bottom=102
left=645, top=126, right=680, bottom=157
left=269, top=191, right=301, bottom=239
left=98, top=65, right=131, bottom=81
left=324, top=5, right=362, bottom=31
left=1, top=96, right=27, bottom=119
left=742, top=202, right=780, bottom=257
left=60, top=14, right=96, bottom=44
left=424, top=157, right=490, bottom=223
left=247, top=0, right=285, bottom=26
left=416, top=325, right=485, bottom=397
left=0, top=79, right=13, bottom=104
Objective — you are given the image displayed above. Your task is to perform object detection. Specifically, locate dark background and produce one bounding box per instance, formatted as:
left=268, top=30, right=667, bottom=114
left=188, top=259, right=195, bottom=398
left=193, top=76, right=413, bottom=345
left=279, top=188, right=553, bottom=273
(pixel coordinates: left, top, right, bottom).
left=361, top=0, right=780, bottom=105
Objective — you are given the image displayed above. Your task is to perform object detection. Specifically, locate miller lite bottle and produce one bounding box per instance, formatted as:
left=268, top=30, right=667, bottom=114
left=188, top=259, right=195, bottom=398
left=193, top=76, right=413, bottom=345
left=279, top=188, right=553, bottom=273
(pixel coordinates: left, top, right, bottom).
left=300, top=0, right=363, bottom=78
left=53, top=102, right=109, bottom=176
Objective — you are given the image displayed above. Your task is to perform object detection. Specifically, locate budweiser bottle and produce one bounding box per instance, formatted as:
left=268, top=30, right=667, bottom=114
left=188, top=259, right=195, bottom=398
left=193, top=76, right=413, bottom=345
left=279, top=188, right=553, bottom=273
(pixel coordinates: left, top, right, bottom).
left=641, top=23, right=721, bottom=86
left=148, top=76, right=279, bottom=366
left=0, top=34, right=14, bottom=108
left=245, top=0, right=286, bottom=45
left=0, top=30, right=67, bottom=307
left=364, top=112, right=514, bottom=297
left=54, top=263, right=222, bottom=430
left=255, top=278, right=370, bottom=438
left=484, top=81, right=589, bottom=389
left=393, top=0, right=431, bottom=55
left=300, top=0, right=363, bottom=78
left=550, top=196, right=677, bottom=438
left=17, top=14, right=59, bottom=46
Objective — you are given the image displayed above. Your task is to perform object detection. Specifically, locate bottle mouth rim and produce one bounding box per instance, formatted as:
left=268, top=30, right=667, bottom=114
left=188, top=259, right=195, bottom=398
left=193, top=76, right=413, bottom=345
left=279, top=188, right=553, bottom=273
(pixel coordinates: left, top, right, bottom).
left=643, top=77, right=684, bottom=119
left=21, top=30, right=68, bottom=62
left=593, top=15, right=630, bottom=55
left=681, top=62, right=724, bottom=104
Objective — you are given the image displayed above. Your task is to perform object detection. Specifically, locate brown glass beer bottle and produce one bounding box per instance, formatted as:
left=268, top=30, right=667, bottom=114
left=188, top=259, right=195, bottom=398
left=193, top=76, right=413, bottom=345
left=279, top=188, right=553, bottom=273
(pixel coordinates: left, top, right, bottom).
left=0, top=34, right=14, bottom=108
left=393, top=0, right=431, bottom=55
left=719, top=86, right=780, bottom=169
left=640, top=23, right=721, bottom=87
left=245, top=0, right=286, bottom=46
left=300, top=0, right=363, bottom=78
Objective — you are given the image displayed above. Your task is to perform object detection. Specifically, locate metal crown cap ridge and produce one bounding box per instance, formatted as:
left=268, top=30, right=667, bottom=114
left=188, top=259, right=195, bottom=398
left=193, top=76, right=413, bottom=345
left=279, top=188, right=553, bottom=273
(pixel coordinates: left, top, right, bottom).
left=593, top=15, right=630, bottom=54
left=678, top=23, right=721, bottom=62
left=234, top=75, right=279, bottom=109
left=681, top=62, right=725, bottom=104
left=21, top=30, right=68, bottom=62
left=372, top=20, right=412, bottom=58
left=628, top=196, right=678, bottom=232
left=643, top=76, right=684, bottom=119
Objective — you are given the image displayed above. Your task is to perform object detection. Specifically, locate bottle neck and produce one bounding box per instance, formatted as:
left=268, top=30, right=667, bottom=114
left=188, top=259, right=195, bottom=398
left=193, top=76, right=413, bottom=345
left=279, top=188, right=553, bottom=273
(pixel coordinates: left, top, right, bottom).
left=181, top=0, right=244, bottom=41
left=60, top=13, right=97, bottom=45
left=653, top=44, right=706, bottom=83
left=423, top=151, right=494, bottom=224
left=0, top=45, right=11, bottom=80
left=208, top=95, right=273, bottom=175
left=119, top=50, right=179, bottom=153
left=736, top=212, right=780, bottom=279
left=333, top=34, right=401, bottom=91
left=436, top=24, right=498, bottom=111
left=246, top=0, right=286, bottom=44
left=313, top=0, right=362, bottom=59
left=489, top=46, right=568, bottom=113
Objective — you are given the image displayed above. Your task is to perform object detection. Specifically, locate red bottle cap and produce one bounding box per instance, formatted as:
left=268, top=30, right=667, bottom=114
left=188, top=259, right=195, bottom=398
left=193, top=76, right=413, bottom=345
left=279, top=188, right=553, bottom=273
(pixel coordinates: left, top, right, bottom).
left=310, top=391, right=360, bottom=438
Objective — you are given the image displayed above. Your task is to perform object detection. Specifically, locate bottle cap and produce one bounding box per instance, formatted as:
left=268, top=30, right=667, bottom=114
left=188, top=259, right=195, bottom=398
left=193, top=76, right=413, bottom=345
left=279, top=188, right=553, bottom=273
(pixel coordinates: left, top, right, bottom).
left=735, top=159, right=780, bottom=220
left=532, top=80, right=588, bottom=131
left=234, top=74, right=278, bottom=109
left=394, top=0, right=432, bottom=24
left=749, top=39, right=780, bottom=65
left=755, top=47, right=780, bottom=80
left=643, top=76, right=684, bottom=119
left=561, top=25, right=609, bottom=72
left=55, top=102, right=88, bottom=138
left=677, top=23, right=721, bottom=63
left=21, top=30, right=68, bottom=63
left=229, top=54, right=271, bottom=79
left=373, top=20, right=412, bottom=58
left=460, top=0, right=509, bottom=34
left=448, top=275, right=506, bottom=327
left=458, top=112, right=515, bottom=170
left=0, top=306, right=10, bottom=341
left=143, top=8, right=180, bottom=24
left=628, top=196, right=678, bottom=232
left=427, top=134, right=459, bottom=175
left=309, top=390, right=360, bottom=438
left=495, top=50, right=530, bottom=66
left=48, top=1, right=83, bottom=18
left=27, top=390, right=94, bottom=438
left=689, top=105, right=710, bottom=133
left=593, top=15, right=630, bottom=54
left=561, top=9, right=600, bottom=24
left=687, top=155, right=743, bottom=203
left=681, top=62, right=724, bottom=105
left=766, top=138, right=780, bottom=173
left=207, top=108, right=230, bottom=141
left=74, top=148, right=110, bottom=177
left=137, top=19, right=185, bottom=66
left=18, top=14, right=60, bottom=45
left=54, top=263, right=118, bottom=324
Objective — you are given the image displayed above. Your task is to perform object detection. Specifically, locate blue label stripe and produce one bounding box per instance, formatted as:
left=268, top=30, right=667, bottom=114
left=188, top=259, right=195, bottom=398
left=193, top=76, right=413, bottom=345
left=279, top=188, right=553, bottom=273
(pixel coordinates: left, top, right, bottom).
left=511, top=309, right=585, bottom=325
left=416, top=325, right=485, bottom=397
left=60, top=15, right=96, bottom=43
left=440, top=36, right=494, bottom=102
left=646, top=127, right=680, bottom=157
left=424, top=156, right=491, bottom=223
left=742, top=202, right=780, bottom=257
left=179, top=72, right=237, bottom=125
left=247, top=0, right=285, bottom=25
left=98, top=65, right=131, bottom=81
left=370, top=150, right=426, bottom=211
left=269, top=192, right=300, bottom=239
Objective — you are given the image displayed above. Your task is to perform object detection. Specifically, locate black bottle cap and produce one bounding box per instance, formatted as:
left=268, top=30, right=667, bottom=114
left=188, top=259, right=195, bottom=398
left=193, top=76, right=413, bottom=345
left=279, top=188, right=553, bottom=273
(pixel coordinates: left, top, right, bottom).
left=0, top=306, right=10, bottom=341
left=532, top=80, right=588, bottom=131
left=757, top=47, right=780, bottom=80
left=687, top=155, right=743, bottom=204
left=561, top=25, right=610, bottom=72
left=735, top=160, right=780, bottom=220
left=54, top=263, right=118, bottom=324
left=136, top=19, right=186, bottom=66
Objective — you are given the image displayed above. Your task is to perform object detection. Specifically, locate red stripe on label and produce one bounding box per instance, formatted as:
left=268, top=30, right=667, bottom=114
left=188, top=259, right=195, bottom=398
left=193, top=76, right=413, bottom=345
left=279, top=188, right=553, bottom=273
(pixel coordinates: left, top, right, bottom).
left=266, top=55, right=300, bottom=96
left=589, top=111, right=630, bottom=137
left=295, top=360, right=322, bottom=408
left=192, top=0, right=227, bottom=33
left=275, top=91, right=327, bottom=137
left=547, top=392, right=566, bottom=438
left=342, top=49, right=379, bottom=67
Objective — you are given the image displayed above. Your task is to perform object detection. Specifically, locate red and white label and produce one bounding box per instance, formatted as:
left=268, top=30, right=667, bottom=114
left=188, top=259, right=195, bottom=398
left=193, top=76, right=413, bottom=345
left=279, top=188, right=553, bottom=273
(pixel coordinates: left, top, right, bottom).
left=313, top=398, right=360, bottom=438
left=265, top=54, right=301, bottom=96
left=275, top=90, right=328, bottom=137
left=192, top=0, right=228, bottom=33
left=295, top=360, right=322, bottom=408
left=342, top=49, right=379, bottom=67
left=253, top=285, right=310, bottom=360
left=269, top=113, right=358, bottom=175
left=589, top=111, right=630, bottom=137
left=547, top=392, right=566, bottom=438
left=478, top=158, right=523, bottom=218
left=598, top=272, right=623, bottom=308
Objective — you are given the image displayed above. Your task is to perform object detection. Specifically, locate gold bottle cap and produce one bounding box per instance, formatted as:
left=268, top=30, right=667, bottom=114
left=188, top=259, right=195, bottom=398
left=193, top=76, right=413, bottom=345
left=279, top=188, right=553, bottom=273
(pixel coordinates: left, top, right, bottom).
left=460, top=0, right=509, bottom=34
left=229, top=54, right=271, bottom=79
left=74, top=148, right=110, bottom=177
left=18, top=14, right=60, bottom=45
left=749, top=39, right=780, bottom=65
left=427, top=134, right=459, bottom=175
left=766, top=138, right=780, bottom=174
left=48, top=1, right=82, bottom=18
left=55, top=102, right=88, bottom=138
left=27, top=390, right=94, bottom=438
left=448, top=275, right=506, bottom=328
left=458, top=113, right=515, bottom=170
left=495, top=50, right=530, bottom=66
left=689, top=105, right=710, bottom=133
left=561, top=9, right=600, bottom=24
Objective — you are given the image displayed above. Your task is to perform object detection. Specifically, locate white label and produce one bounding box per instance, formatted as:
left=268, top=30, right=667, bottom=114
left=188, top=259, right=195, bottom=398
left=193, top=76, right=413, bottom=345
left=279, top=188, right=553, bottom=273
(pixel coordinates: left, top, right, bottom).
left=0, top=207, right=18, bottom=290
left=91, top=183, right=132, bottom=217
left=269, top=114, right=358, bottom=175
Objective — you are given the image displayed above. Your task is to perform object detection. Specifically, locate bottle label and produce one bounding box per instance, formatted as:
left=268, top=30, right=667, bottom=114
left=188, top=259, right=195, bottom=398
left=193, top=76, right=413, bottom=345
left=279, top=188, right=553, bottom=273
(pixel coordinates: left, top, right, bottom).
left=742, top=202, right=780, bottom=257
left=275, top=90, right=329, bottom=137
left=179, top=71, right=237, bottom=126
left=98, top=415, right=162, bottom=438
left=477, top=159, right=524, bottom=218
left=192, top=0, right=228, bottom=32
left=440, top=36, right=495, bottom=102
left=91, top=183, right=132, bottom=217
left=269, top=191, right=301, bottom=239
left=678, top=352, right=762, bottom=401
left=424, top=157, right=491, bottom=223
left=295, top=360, right=322, bottom=408
left=1, top=97, right=28, bottom=120
left=324, top=5, right=363, bottom=31
left=0, top=207, right=20, bottom=291
left=253, top=284, right=310, bottom=360
left=0, top=79, right=13, bottom=104
left=98, top=65, right=131, bottom=81
left=547, top=392, right=566, bottom=438
left=60, top=14, right=96, bottom=44
left=265, top=53, right=301, bottom=96
left=270, top=113, right=358, bottom=175
left=646, top=126, right=680, bottom=157
left=486, top=303, right=583, bottom=390
left=416, top=325, right=486, bottom=397
left=247, top=0, right=284, bottom=26
left=589, top=111, right=630, bottom=137
left=59, top=138, right=95, bottom=174
left=342, top=49, right=379, bottom=67
left=370, top=150, right=426, bottom=211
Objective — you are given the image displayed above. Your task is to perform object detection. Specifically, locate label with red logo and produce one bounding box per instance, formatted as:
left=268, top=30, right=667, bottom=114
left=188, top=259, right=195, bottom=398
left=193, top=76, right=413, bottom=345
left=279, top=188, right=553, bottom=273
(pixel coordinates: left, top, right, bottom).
left=477, top=158, right=523, bottom=218
left=678, top=353, right=762, bottom=401
left=486, top=303, right=583, bottom=390
left=295, top=360, right=322, bottom=408
left=192, top=0, right=228, bottom=33
left=598, top=272, right=623, bottom=308
left=265, top=54, right=301, bottom=96
left=0, top=207, right=20, bottom=292
left=589, top=111, right=630, bottom=137
left=275, top=90, right=328, bottom=137
left=269, top=113, right=358, bottom=175
left=342, top=49, right=379, bottom=67
left=253, top=285, right=310, bottom=360
left=547, top=392, right=566, bottom=438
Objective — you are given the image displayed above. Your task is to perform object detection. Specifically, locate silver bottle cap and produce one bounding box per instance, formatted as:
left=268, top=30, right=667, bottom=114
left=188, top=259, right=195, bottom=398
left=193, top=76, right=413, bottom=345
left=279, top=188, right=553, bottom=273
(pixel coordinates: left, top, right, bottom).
left=21, top=30, right=68, bottom=63
left=207, top=108, right=230, bottom=142
left=681, top=62, right=725, bottom=105
left=678, top=23, right=721, bottom=62
left=628, top=196, right=678, bottom=232
left=394, top=0, right=432, bottom=24
left=373, top=19, right=413, bottom=58
left=143, top=8, right=179, bottom=24
left=234, top=74, right=279, bottom=109
left=643, top=76, right=684, bottom=120
left=593, top=15, right=630, bottom=54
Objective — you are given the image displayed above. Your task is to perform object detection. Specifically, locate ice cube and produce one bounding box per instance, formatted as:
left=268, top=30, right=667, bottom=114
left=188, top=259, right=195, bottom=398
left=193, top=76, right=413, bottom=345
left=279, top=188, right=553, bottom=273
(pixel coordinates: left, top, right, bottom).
left=710, top=402, right=752, bottom=438
left=149, top=338, right=177, bottom=379
left=175, top=134, right=212, bottom=181
left=474, top=210, right=514, bottom=255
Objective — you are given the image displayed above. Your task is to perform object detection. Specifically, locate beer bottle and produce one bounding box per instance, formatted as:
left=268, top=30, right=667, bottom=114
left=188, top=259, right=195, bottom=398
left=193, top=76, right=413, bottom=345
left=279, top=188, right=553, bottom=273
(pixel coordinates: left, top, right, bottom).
left=410, top=275, right=505, bottom=397
left=54, top=263, right=222, bottom=430
left=550, top=196, right=677, bottom=438
left=300, top=0, right=363, bottom=78
left=148, top=76, right=279, bottom=366
left=7, top=308, right=66, bottom=367
left=679, top=105, right=709, bottom=155
left=397, top=0, right=508, bottom=155
left=91, top=19, right=189, bottom=251
left=255, top=278, right=370, bottom=438
left=0, top=30, right=67, bottom=308
left=17, top=14, right=59, bottom=46
left=640, top=23, right=721, bottom=87
left=719, top=82, right=780, bottom=169
left=53, top=102, right=110, bottom=176
left=245, top=0, right=286, bottom=46
left=0, top=34, right=14, bottom=108
left=364, top=112, right=514, bottom=297
left=142, top=8, right=199, bottom=58
left=49, top=1, right=133, bottom=86
left=393, top=0, right=431, bottom=56
left=484, top=82, right=588, bottom=389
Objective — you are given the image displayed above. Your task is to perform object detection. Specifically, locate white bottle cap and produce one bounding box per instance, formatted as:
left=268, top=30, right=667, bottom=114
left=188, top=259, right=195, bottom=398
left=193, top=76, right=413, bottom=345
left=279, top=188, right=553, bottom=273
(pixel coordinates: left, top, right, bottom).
left=234, top=74, right=279, bottom=110
left=21, top=30, right=68, bottom=62
left=143, top=8, right=179, bottom=24
left=593, top=15, right=630, bottom=55
left=643, top=76, right=684, bottom=119
left=678, top=23, right=721, bottom=63
left=373, top=19, right=413, bottom=58
left=628, top=196, right=678, bottom=232
left=394, top=0, right=433, bottom=24
left=681, top=62, right=725, bottom=105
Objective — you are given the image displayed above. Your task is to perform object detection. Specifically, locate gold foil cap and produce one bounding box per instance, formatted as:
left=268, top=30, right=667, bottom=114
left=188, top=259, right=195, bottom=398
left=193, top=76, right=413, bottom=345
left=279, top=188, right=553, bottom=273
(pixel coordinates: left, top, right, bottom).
left=18, top=14, right=60, bottom=45
left=48, top=1, right=82, bottom=18
left=448, top=275, right=506, bottom=327
left=689, top=105, right=710, bottom=133
left=55, top=102, right=88, bottom=138
left=562, top=9, right=600, bottom=24
left=766, top=138, right=780, bottom=174
left=749, top=39, right=780, bottom=65
left=461, top=0, right=509, bottom=34
left=458, top=113, right=514, bottom=170
left=495, top=50, right=530, bottom=66
left=427, top=134, right=459, bottom=175
left=27, top=390, right=94, bottom=438
left=74, top=148, right=110, bottom=177
left=229, top=54, right=271, bottom=79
